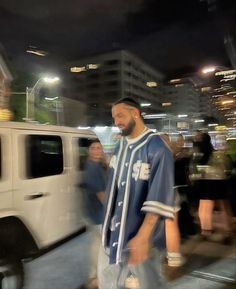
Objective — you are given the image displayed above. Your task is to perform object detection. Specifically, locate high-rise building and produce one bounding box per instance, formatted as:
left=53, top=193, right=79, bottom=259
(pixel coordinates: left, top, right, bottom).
left=158, top=76, right=223, bottom=132
left=66, top=50, right=165, bottom=125
left=161, top=79, right=200, bottom=116
left=162, top=73, right=230, bottom=120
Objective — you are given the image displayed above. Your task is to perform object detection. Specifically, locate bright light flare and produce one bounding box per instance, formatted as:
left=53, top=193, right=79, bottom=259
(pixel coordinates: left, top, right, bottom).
left=140, top=103, right=151, bottom=107
left=208, top=123, right=218, bottom=127
left=77, top=126, right=91, bottom=130
left=178, top=114, right=188, bottom=118
left=144, top=114, right=167, bottom=119
left=202, top=67, right=216, bottom=74
left=222, top=100, right=234, bottom=105
left=45, top=96, right=59, bottom=101
left=26, top=49, right=47, bottom=57
left=43, top=77, right=60, bottom=83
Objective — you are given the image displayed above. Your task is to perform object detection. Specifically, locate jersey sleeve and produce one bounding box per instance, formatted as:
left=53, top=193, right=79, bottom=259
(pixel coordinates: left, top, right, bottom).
left=141, top=142, right=175, bottom=218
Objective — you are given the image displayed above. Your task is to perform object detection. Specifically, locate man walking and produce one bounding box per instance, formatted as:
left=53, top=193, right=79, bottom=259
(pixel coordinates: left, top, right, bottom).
left=98, top=98, right=175, bottom=289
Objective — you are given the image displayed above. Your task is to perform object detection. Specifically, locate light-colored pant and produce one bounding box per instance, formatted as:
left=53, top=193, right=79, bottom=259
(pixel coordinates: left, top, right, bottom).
left=88, top=225, right=102, bottom=279
left=97, top=246, right=166, bottom=289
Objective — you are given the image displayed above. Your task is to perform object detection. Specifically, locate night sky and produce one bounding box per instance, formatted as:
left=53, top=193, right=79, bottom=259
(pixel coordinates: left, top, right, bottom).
left=0, top=0, right=236, bottom=76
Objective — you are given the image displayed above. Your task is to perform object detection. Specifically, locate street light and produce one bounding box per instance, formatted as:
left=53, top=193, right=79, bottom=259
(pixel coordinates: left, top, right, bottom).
left=25, top=76, right=60, bottom=121
left=43, top=76, right=60, bottom=84
left=200, top=65, right=230, bottom=75
left=202, top=66, right=216, bottom=74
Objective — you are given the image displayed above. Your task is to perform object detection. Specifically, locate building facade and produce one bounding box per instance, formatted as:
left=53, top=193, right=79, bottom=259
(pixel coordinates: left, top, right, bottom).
left=67, top=50, right=165, bottom=125
left=161, top=80, right=200, bottom=116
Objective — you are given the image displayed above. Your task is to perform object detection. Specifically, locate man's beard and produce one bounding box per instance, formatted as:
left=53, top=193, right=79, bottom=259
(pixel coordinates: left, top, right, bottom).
left=120, top=118, right=136, bottom=136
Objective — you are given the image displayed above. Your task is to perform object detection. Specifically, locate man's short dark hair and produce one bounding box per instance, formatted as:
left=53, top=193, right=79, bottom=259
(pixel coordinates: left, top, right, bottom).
left=113, top=97, right=141, bottom=112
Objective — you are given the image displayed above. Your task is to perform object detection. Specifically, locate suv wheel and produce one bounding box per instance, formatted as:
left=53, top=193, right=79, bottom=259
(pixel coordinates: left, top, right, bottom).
left=0, top=258, right=24, bottom=289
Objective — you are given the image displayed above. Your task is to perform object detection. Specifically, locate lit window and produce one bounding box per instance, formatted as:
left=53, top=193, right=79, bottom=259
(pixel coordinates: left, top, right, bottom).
left=146, top=81, right=158, bottom=87
left=87, top=64, right=100, bottom=70
left=201, top=87, right=212, bottom=92
left=215, top=69, right=236, bottom=76
left=70, top=66, right=86, bottom=73
left=162, top=102, right=172, bottom=107
left=169, top=79, right=181, bottom=83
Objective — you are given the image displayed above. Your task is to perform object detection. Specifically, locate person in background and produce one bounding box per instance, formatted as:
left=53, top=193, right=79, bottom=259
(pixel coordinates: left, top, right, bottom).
left=82, top=139, right=107, bottom=289
left=160, top=133, right=172, bottom=148
left=173, top=134, right=196, bottom=240
left=98, top=98, right=175, bottom=289
left=225, top=138, right=236, bottom=217
left=191, top=132, right=232, bottom=241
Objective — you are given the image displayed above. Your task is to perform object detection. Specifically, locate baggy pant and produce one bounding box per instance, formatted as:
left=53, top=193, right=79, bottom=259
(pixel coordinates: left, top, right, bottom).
left=88, top=225, right=102, bottom=279
left=97, top=246, right=167, bottom=289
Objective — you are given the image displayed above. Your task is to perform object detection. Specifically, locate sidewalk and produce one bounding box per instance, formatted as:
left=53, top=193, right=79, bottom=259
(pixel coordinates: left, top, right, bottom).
left=164, top=235, right=236, bottom=289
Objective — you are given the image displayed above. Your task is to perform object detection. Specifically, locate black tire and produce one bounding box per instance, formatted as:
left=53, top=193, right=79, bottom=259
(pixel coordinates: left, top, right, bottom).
left=0, top=258, right=24, bottom=289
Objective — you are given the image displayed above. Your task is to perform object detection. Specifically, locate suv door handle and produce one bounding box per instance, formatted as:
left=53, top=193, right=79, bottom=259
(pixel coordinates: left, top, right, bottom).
left=24, top=192, right=49, bottom=200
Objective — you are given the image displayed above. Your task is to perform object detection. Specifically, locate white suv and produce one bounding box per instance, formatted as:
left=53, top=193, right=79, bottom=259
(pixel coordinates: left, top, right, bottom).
left=0, top=121, right=96, bottom=289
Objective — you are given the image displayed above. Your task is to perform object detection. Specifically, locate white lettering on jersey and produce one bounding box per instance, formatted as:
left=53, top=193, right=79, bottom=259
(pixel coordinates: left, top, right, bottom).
left=139, top=163, right=150, bottom=180
left=132, top=161, right=150, bottom=181
left=109, top=155, right=117, bottom=169
left=132, top=160, right=142, bottom=181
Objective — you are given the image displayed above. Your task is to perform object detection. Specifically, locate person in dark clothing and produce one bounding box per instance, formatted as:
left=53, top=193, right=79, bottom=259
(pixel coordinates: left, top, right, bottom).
left=173, top=134, right=196, bottom=239
left=82, top=139, right=107, bottom=289
left=226, top=139, right=236, bottom=216
left=191, top=132, right=232, bottom=240
left=84, top=140, right=106, bottom=225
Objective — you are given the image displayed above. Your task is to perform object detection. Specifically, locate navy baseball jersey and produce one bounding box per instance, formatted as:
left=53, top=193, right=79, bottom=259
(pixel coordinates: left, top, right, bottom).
left=102, top=129, right=175, bottom=264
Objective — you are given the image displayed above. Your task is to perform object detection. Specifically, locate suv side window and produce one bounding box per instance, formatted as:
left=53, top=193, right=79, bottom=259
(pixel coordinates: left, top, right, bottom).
left=76, top=138, right=95, bottom=171
left=26, top=135, right=63, bottom=178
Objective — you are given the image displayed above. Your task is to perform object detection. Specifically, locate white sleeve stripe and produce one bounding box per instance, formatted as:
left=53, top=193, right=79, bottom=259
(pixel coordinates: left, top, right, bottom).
left=143, top=201, right=175, bottom=213
left=141, top=206, right=174, bottom=218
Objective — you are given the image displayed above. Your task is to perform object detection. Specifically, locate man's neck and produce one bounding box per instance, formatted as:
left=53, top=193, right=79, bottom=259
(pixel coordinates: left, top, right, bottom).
left=128, top=124, right=148, bottom=139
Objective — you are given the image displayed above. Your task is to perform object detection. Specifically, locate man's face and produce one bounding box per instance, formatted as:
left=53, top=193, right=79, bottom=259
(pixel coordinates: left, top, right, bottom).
left=112, top=103, right=136, bottom=136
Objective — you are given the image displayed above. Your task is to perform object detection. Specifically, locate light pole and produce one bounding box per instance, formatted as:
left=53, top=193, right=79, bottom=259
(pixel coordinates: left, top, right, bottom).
left=25, top=76, right=60, bottom=121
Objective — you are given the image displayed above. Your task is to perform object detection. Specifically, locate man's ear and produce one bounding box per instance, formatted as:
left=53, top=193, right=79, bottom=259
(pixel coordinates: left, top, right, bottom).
left=131, top=107, right=140, bottom=119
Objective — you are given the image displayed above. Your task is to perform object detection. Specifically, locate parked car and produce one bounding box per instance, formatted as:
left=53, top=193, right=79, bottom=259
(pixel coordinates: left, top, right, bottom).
left=0, top=121, right=96, bottom=289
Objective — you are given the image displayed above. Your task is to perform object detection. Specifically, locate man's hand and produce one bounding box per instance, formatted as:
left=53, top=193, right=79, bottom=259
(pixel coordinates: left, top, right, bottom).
left=127, top=234, right=151, bottom=265
left=127, top=213, right=159, bottom=265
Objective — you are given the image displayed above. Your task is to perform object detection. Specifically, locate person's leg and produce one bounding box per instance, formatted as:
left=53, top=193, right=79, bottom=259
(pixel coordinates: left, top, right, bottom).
left=97, top=246, right=120, bottom=289
left=215, top=200, right=233, bottom=233
left=179, top=186, right=197, bottom=237
left=130, top=249, right=167, bottom=289
left=198, top=199, right=214, bottom=235
left=89, top=225, right=102, bottom=279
